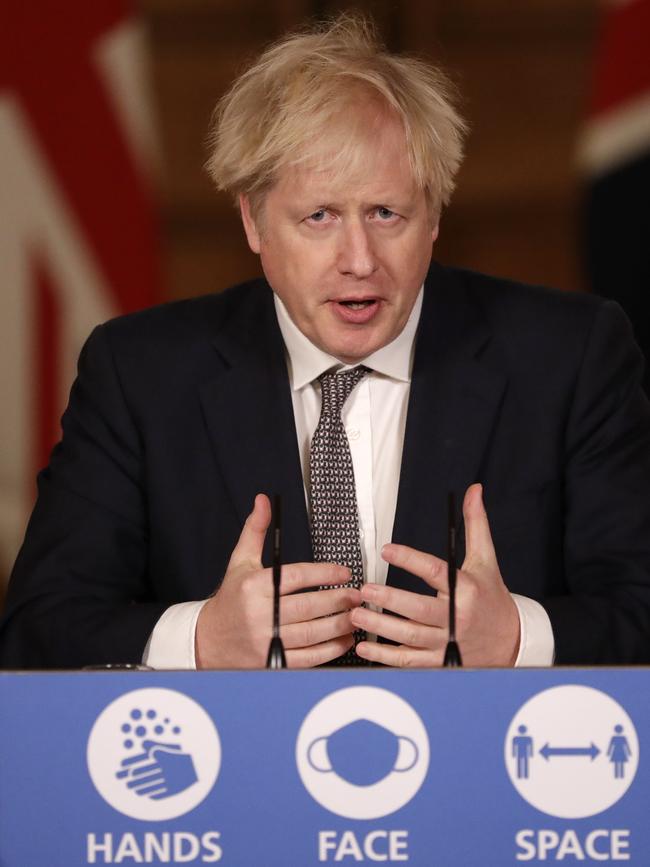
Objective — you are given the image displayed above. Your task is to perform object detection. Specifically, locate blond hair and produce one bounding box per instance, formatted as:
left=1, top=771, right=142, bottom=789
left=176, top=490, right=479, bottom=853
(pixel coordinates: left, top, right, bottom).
left=206, top=14, right=467, bottom=215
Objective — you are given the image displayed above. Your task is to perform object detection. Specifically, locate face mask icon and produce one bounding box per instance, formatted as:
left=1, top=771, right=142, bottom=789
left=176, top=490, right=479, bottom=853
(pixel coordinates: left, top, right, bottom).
left=307, top=718, right=419, bottom=786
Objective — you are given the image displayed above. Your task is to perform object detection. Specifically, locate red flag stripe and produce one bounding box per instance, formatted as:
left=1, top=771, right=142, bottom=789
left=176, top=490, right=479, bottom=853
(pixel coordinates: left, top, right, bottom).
left=0, top=3, right=162, bottom=568
left=34, top=262, right=63, bottom=474
left=590, top=0, right=650, bottom=117
left=1, top=6, right=159, bottom=314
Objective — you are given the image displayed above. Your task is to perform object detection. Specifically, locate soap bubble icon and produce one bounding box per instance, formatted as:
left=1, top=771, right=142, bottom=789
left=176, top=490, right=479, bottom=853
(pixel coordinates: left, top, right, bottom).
left=115, top=705, right=198, bottom=801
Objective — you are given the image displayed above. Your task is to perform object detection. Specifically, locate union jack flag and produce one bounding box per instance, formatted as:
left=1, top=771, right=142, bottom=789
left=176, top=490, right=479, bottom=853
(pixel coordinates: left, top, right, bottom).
left=0, top=3, right=161, bottom=580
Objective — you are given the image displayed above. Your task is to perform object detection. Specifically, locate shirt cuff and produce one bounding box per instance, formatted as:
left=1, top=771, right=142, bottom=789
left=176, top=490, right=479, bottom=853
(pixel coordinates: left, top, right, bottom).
left=141, top=600, right=206, bottom=669
left=511, top=594, right=555, bottom=666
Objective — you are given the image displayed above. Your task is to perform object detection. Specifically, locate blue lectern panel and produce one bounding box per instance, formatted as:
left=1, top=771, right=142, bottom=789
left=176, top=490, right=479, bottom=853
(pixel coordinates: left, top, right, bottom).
left=1, top=668, right=649, bottom=866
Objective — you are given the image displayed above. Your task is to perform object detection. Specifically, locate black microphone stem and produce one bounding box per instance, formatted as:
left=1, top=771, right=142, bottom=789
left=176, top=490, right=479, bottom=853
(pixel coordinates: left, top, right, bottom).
left=266, top=494, right=287, bottom=669
left=443, top=491, right=463, bottom=667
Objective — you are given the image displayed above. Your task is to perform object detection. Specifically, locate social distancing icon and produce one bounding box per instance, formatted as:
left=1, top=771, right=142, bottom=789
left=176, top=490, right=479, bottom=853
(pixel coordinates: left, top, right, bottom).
left=504, top=685, right=639, bottom=819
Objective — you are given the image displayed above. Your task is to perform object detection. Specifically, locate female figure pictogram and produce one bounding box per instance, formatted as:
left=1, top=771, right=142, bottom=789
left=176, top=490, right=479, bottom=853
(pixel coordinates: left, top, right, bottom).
left=607, top=725, right=631, bottom=778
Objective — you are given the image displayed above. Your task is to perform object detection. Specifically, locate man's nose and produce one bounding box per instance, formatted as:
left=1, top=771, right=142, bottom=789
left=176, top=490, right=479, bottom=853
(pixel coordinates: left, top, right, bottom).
left=337, top=220, right=378, bottom=278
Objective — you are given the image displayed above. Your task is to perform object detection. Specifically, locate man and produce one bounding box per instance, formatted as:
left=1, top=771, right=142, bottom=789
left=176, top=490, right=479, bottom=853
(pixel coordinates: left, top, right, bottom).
left=2, top=15, right=650, bottom=669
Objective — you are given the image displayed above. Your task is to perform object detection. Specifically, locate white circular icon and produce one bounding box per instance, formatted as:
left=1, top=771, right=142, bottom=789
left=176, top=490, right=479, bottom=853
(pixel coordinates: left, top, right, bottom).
left=505, top=685, right=639, bottom=819
left=87, top=688, right=221, bottom=821
left=296, top=686, right=429, bottom=820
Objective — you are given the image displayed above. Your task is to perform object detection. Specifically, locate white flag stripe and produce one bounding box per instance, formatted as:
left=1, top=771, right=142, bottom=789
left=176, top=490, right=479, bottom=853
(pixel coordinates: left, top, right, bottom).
left=94, top=20, right=161, bottom=177
left=0, top=97, right=116, bottom=576
left=0, top=106, right=33, bottom=574
left=577, top=93, right=650, bottom=175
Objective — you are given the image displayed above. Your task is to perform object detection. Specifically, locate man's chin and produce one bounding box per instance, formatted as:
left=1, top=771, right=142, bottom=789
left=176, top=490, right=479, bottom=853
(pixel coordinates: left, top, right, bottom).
left=301, top=302, right=403, bottom=361
left=322, top=334, right=387, bottom=364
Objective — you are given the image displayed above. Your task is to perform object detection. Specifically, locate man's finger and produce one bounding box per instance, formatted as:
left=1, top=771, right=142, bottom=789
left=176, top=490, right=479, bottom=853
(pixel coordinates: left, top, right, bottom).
left=279, top=562, right=352, bottom=595
left=282, top=610, right=355, bottom=649
left=286, top=635, right=355, bottom=668
left=381, top=543, right=447, bottom=591
left=355, top=640, right=441, bottom=668
left=359, top=582, right=446, bottom=626
left=281, top=586, right=361, bottom=623
left=228, top=493, right=272, bottom=567
left=462, top=483, right=497, bottom=570
left=351, top=606, right=444, bottom=647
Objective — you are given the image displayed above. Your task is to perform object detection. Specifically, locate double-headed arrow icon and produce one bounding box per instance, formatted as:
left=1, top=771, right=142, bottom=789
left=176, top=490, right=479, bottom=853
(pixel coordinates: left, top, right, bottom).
left=539, top=743, right=600, bottom=761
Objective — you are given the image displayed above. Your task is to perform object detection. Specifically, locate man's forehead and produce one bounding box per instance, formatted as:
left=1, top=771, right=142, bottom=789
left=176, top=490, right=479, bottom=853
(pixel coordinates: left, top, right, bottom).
left=281, top=167, right=415, bottom=202
left=271, top=125, right=417, bottom=204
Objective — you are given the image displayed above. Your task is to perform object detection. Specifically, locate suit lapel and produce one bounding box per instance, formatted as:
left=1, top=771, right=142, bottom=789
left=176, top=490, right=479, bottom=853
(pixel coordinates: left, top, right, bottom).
left=198, top=268, right=506, bottom=584
left=388, top=265, right=507, bottom=594
left=199, top=284, right=312, bottom=567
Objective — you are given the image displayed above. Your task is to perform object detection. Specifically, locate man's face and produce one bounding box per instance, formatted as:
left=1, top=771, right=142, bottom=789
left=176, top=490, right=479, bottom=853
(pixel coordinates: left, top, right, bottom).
left=240, top=114, right=438, bottom=362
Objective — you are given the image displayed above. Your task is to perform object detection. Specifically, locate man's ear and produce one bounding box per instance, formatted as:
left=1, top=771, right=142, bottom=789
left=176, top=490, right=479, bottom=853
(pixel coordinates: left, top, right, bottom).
left=431, top=221, right=440, bottom=244
left=239, top=194, right=261, bottom=254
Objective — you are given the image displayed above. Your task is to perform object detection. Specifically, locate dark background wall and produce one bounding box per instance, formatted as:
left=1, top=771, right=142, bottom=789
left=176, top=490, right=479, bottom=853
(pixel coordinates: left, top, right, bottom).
left=142, top=0, right=598, bottom=302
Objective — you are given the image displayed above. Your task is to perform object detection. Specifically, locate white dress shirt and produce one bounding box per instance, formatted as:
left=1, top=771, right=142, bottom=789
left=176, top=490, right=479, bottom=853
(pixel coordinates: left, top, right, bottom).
left=144, top=289, right=554, bottom=668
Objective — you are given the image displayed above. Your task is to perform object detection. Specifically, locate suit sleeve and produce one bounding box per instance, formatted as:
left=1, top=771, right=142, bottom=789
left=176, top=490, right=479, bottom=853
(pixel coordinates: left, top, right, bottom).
left=0, top=324, right=168, bottom=669
left=544, top=299, right=650, bottom=663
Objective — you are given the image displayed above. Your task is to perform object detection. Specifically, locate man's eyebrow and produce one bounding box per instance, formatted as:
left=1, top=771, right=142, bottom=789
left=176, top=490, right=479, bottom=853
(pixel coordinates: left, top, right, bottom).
left=294, top=194, right=415, bottom=211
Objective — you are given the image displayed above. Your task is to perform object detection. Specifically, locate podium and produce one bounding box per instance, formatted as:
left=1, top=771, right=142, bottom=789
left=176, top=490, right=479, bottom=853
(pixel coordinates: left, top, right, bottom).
left=1, top=668, right=648, bottom=865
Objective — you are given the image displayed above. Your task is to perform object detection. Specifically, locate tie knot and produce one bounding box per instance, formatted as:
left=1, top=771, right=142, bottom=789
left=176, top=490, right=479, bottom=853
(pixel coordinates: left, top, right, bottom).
left=318, top=366, right=369, bottom=416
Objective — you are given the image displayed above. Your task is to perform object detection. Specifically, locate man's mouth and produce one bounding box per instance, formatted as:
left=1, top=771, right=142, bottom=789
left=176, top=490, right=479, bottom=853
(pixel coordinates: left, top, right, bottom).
left=339, top=300, right=376, bottom=310
left=330, top=298, right=381, bottom=325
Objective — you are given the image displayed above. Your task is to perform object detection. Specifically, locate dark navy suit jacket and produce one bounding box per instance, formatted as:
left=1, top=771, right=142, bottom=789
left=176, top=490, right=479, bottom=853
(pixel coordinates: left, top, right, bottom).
left=3, top=262, right=650, bottom=667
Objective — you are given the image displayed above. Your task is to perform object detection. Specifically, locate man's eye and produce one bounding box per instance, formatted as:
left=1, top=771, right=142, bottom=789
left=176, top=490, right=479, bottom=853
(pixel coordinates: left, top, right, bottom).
left=308, top=209, right=327, bottom=222
left=377, top=207, right=396, bottom=220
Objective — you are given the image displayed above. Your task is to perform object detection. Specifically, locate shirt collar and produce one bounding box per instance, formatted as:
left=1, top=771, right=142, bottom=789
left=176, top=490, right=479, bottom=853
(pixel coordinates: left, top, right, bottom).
left=274, top=288, right=423, bottom=391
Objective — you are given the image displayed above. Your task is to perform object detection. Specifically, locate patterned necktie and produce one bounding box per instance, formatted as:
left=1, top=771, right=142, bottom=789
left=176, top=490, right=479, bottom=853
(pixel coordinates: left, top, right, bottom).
left=310, top=365, right=369, bottom=665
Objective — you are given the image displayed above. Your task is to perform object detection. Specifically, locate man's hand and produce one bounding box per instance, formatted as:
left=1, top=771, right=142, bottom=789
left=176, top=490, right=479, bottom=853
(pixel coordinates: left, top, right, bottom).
left=196, top=494, right=361, bottom=668
left=350, top=483, right=520, bottom=667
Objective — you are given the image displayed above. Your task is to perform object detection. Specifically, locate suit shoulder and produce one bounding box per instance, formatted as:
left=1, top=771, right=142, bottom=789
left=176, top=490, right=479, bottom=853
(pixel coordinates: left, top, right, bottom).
left=456, top=267, right=603, bottom=322
left=446, top=266, right=624, bottom=350
left=426, top=265, right=641, bottom=389
left=97, top=278, right=269, bottom=348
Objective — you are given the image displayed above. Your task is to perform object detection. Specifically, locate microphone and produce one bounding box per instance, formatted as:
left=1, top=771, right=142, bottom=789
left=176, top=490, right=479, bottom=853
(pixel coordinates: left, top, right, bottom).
left=443, top=491, right=463, bottom=667
left=266, top=494, right=287, bottom=669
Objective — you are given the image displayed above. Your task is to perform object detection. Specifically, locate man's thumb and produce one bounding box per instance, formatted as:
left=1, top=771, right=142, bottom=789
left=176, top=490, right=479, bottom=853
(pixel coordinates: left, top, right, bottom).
left=462, top=483, right=496, bottom=570
left=229, top=493, right=272, bottom=567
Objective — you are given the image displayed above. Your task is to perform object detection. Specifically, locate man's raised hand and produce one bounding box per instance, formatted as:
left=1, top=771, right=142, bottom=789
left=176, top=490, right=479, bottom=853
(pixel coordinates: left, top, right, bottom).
left=195, top=494, right=361, bottom=668
left=350, top=483, right=520, bottom=667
